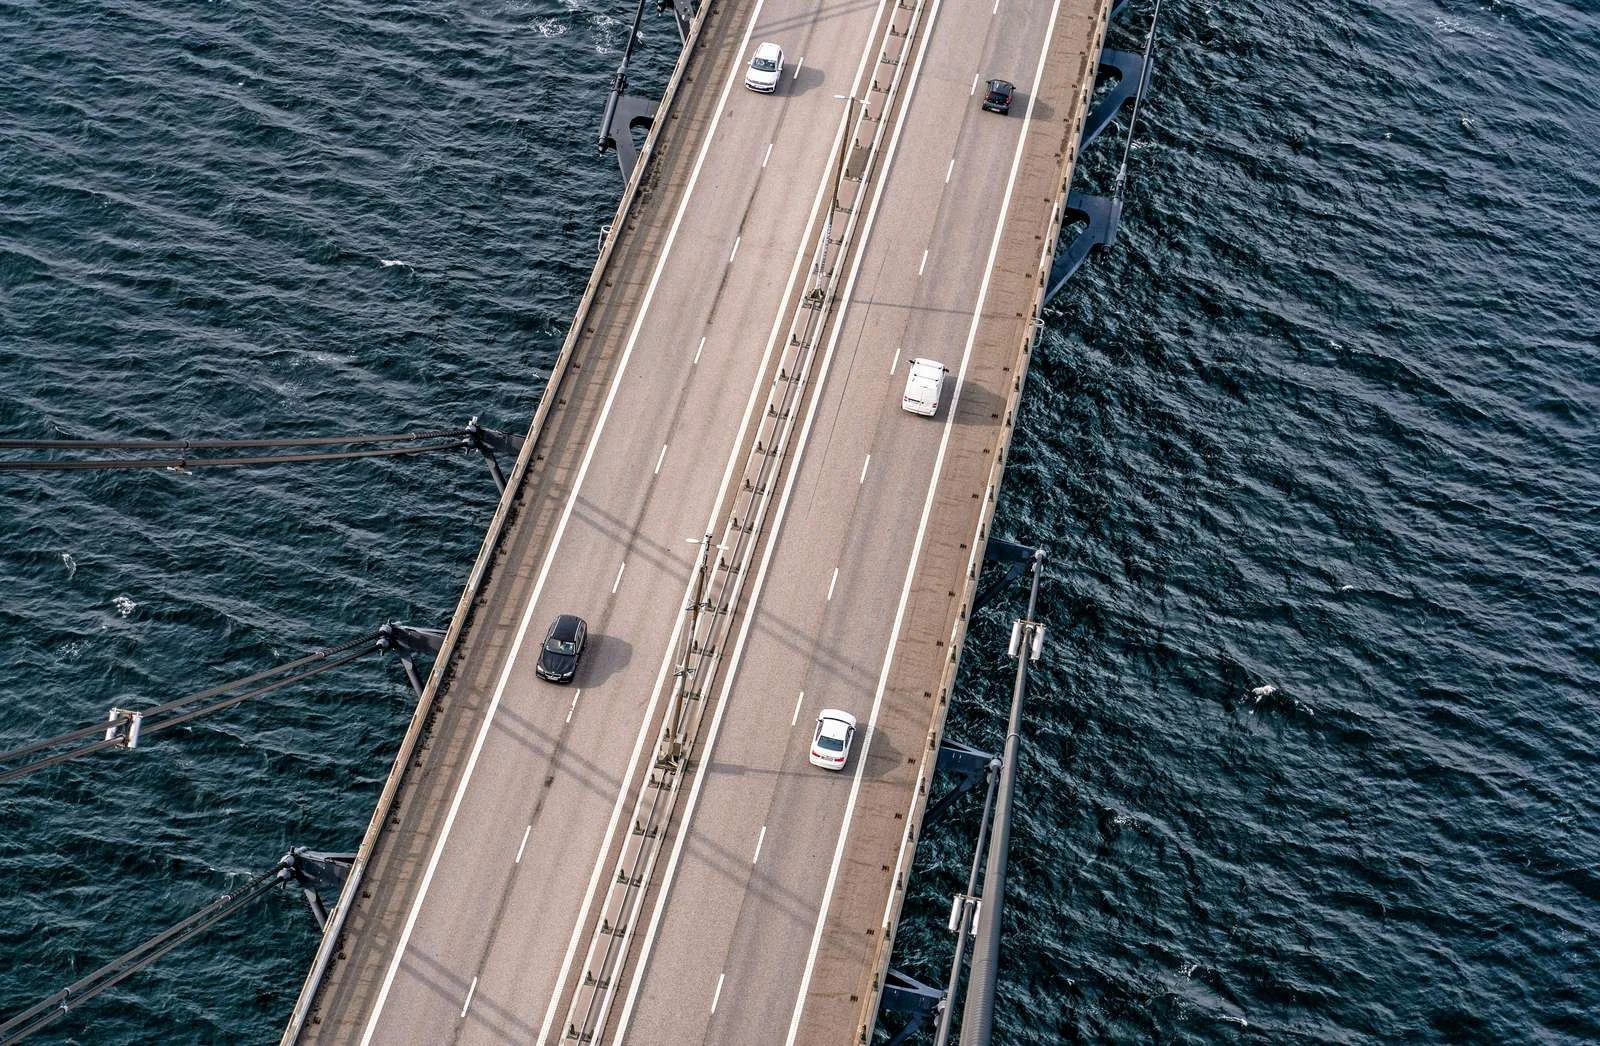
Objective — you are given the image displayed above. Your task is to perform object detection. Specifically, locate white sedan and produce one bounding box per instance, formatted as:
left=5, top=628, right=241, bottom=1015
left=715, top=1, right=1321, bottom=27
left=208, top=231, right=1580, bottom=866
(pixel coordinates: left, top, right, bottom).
left=745, top=41, right=784, bottom=93
left=809, top=709, right=858, bottom=770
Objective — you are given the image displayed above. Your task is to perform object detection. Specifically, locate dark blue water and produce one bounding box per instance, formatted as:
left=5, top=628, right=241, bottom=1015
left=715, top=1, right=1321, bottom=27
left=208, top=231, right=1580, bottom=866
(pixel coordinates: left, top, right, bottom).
left=2, top=0, right=1596, bottom=1042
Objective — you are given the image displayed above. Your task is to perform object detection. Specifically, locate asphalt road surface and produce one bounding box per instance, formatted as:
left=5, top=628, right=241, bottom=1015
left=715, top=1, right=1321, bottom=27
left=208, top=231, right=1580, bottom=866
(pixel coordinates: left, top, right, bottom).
left=298, top=0, right=1104, bottom=1038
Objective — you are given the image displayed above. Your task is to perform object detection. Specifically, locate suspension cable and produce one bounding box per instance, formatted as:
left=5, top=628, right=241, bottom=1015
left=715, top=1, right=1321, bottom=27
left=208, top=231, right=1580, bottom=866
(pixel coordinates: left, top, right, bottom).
left=0, top=430, right=467, bottom=451
left=1113, top=0, right=1163, bottom=200
left=0, top=440, right=470, bottom=472
left=0, top=862, right=288, bottom=1043
left=0, top=632, right=383, bottom=785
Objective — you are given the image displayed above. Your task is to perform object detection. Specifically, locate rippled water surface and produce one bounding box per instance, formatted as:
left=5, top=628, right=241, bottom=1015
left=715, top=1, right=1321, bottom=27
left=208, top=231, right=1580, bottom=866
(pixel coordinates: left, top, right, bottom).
left=2, top=0, right=1596, bottom=1042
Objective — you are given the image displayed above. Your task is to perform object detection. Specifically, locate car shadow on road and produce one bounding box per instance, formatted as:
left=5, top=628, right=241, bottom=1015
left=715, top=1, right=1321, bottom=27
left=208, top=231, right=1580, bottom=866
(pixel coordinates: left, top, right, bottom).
left=788, top=64, right=826, bottom=97
left=577, top=633, right=633, bottom=687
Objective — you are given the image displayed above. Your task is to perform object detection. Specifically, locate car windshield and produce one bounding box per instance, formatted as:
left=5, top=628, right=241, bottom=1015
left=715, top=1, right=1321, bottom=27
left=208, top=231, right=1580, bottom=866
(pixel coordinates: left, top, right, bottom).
left=544, top=638, right=577, bottom=655
left=816, top=734, right=845, bottom=751
left=752, top=57, right=778, bottom=72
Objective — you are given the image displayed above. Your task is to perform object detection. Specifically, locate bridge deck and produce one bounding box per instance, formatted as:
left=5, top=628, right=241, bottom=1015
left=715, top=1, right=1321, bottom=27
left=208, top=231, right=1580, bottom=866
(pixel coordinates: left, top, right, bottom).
left=287, top=0, right=1110, bottom=1039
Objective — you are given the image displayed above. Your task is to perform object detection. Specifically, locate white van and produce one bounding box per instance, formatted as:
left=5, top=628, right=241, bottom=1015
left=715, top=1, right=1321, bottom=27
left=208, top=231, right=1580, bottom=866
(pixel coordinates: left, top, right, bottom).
left=901, top=358, right=948, bottom=416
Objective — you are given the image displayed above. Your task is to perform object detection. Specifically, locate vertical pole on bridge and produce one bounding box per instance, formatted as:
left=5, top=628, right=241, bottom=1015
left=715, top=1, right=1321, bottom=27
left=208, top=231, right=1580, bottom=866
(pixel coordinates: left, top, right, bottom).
left=958, top=549, right=1046, bottom=1045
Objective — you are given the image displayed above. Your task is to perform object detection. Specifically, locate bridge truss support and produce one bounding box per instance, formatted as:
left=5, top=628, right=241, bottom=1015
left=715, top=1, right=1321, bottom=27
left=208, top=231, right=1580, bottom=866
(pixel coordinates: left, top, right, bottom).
left=284, top=848, right=357, bottom=931
left=1043, top=0, right=1161, bottom=305
left=879, top=967, right=947, bottom=1046
left=597, top=0, right=700, bottom=179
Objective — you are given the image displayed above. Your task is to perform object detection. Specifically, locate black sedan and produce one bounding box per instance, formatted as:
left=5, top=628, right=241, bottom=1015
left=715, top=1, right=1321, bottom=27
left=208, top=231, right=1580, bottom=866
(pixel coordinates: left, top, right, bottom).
left=536, top=614, right=588, bottom=683
left=981, top=78, right=1015, bottom=115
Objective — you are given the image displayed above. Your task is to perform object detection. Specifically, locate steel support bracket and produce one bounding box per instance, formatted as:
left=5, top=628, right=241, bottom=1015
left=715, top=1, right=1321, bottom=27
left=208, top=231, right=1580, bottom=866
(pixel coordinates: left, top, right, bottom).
left=973, top=537, right=1044, bottom=617
left=284, top=848, right=356, bottom=931
left=598, top=72, right=657, bottom=181
left=1044, top=191, right=1121, bottom=304
left=1080, top=48, right=1154, bottom=151
left=925, top=738, right=997, bottom=830
left=377, top=622, right=445, bottom=698
left=656, top=0, right=692, bottom=44
left=879, top=967, right=946, bottom=1046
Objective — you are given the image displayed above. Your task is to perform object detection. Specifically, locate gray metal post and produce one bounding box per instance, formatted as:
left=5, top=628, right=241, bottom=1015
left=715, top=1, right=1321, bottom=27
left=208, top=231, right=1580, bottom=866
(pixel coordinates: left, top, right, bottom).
left=933, top=756, right=1001, bottom=1046
left=959, top=549, right=1045, bottom=1045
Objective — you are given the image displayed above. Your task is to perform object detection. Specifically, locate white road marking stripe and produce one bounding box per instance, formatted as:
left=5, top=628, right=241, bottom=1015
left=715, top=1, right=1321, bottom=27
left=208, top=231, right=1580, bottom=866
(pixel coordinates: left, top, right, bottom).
left=544, top=0, right=861, bottom=1034
left=566, top=688, right=582, bottom=724
left=793, top=57, right=804, bottom=80
left=763, top=142, right=773, bottom=167
left=826, top=567, right=838, bottom=601
left=460, top=976, right=478, bottom=1018
left=363, top=0, right=786, bottom=1032
left=946, top=157, right=955, bottom=183
left=711, top=973, right=725, bottom=1013
left=890, top=349, right=900, bottom=375
left=655, top=444, right=669, bottom=475
left=606, top=3, right=902, bottom=1034
left=859, top=454, right=870, bottom=484
left=791, top=690, right=805, bottom=726
left=694, top=335, right=706, bottom=364
left=729, top=236, right=741, bottom=264
left=612, top=561, right=626, bottom=593
left=752, top=825, right=767, bottom=864
left=515, top=824, right=532, bottom=864
left=970, top=72, right=979, bottom=95
left=784, top=0, right=1067, bottom=1039
left=918, top=248, right=928, bottom=275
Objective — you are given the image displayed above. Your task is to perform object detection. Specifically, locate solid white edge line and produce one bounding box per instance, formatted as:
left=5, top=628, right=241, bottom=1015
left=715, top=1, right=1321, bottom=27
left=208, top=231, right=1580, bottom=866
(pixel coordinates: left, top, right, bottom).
left=655, top=443, right=668, bottom=474
left=545, top=0, right=878, bottom=1035
left=752, top=825, right=767, bottom=864
left=791, top=690, right=805, bottom=727
left=460, top=976, right=478, bottom=1018
left=515, top=824, right=532, bottom=864
left=605, top=4, right=900, bottom=1036
left=711, top=973, right=725, bottom=1013
left=359, top=0, right=777, bottom=1038
left=612, top=561, right=626, bottom=593
left=783, top=0, right=1066, bottom=1039
left=859, top=454, right=871, bottom=484
left=826, top=567, right=839, bottom=601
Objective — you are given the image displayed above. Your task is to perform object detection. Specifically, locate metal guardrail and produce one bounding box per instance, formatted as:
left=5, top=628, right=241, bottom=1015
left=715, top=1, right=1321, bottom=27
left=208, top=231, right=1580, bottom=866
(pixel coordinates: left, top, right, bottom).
left=556, top=0, right=942, bottom=1032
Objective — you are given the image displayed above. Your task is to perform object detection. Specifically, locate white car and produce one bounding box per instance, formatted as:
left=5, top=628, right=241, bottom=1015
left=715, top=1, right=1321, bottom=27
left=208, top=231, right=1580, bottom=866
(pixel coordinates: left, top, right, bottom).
left=745, top=42, right=784, bottom=93
left=901, top=357, right=948, bottom=416
left=809, top=709, right=857, bottom=770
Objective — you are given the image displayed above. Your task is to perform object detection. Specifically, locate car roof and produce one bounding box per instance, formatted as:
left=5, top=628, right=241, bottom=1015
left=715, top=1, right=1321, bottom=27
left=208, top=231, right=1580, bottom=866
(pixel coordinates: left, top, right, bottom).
left=755, top=41, right=782, bottom=57
left=817, top=708, right=856, bottom=727
left=988, top=79, right=1013, bottom=90
left=550, top=614, right=584, bottom=637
